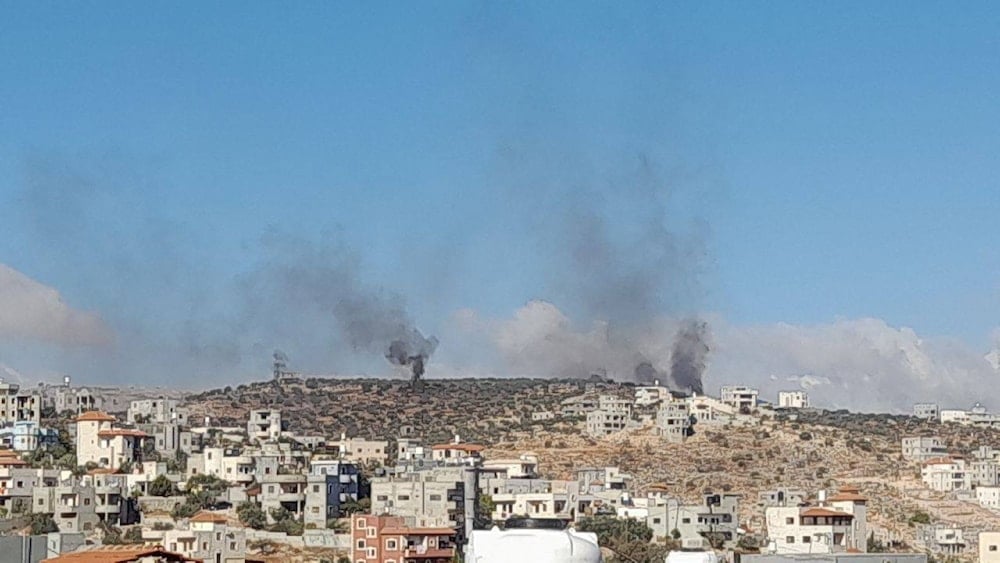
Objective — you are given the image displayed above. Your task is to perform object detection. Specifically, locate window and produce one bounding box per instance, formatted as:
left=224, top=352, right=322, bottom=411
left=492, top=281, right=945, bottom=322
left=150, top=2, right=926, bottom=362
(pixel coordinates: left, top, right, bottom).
left=84, top=498, right=90, bottom=505
left=386, top=539, right=398, bottom=550
left=314, top=485, right=320, bottom=493
left=398, top=495, right=410, bottom=501
left=230, top=542, right=236, bottom=550
left=376, top=495, right=388, bottom=501
left=357, top=518, right=366, bottom=528
left=429, top=494, right=442, bottom=501
left=802, top=536, right=811, bottom=543
left=991, top=545, right=998, bottom=552
left=38, top=499, right=43, bottom=505
left=367, top=548, right=376, bottom=558
left=786, top=537, right=795, bottom=544
left=785, top=517, right=794, bottom=525
left=653, top=518, right=661, bottom=524
left=367, top=527, right=377, bottom=538
left=356, top=539, right=366, bottom=549
left=681, top=518, right=690, bottom=524
left=216, top=533, right=221, bottom=541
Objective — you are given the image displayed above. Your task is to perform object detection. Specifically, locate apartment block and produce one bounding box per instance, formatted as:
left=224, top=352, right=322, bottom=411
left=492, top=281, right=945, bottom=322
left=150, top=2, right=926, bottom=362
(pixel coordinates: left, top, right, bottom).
left=978, top=486, right=1000, bottom=509
left=246, top=410, right=282, bottom=442
left=334, top=433, right=390, bottom=465
left=128, top=398, right=189, bottom=425
left=921, top=457, right=971, bottom=492
left=913, top=403, right=939, bottom=420
left=646, top=493, right=740, bottom=549
left=585, top=409, right=629, bottom=437
left=777, top=391, right=810, bottom=409
left=304, top=458, right=360, bottom=528
left=655, top=399, right=692, bottom=443
left=0, top=381, right=41, bottom=426
left=764, top=487, right=868, bottom=555
left=901, top=436, right=947, bottom=461
left=758, top=488, right=808, bottom=508
left=720, top=385, right=759, bottom=412
left=351, top=513, right=456, bottom=563
left=161, top=511, right=247, bottom=563
left=187, top=447, right=254, bottom=484
left=258, top=473, right=307, bottom=522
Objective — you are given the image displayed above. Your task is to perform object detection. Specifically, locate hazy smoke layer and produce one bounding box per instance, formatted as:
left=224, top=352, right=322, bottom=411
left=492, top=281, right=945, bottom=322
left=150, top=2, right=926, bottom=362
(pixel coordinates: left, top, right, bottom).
left=459, top=302, right=1000, bottom=411
left=503, top=153, right=712, bottom=390
left=0, top=263, right=113, bottom=347
left=241, top=233, right=437, bottom=379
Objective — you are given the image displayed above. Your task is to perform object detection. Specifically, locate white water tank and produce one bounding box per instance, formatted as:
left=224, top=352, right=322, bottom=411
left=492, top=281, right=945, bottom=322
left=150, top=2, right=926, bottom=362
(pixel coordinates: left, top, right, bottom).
left=466, top=519, right=602, bottom=563
left=665, top=551, right=720, bottom=563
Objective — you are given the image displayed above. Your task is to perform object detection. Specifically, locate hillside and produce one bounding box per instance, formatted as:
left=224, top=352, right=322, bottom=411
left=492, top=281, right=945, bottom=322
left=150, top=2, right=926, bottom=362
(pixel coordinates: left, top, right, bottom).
left=183, top=378, right=1000, bottom=559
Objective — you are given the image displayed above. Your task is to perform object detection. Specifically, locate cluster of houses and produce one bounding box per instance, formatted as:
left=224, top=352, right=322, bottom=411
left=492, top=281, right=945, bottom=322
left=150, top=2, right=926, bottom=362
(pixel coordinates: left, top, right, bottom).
left=566, top=382, right=811, bottom=442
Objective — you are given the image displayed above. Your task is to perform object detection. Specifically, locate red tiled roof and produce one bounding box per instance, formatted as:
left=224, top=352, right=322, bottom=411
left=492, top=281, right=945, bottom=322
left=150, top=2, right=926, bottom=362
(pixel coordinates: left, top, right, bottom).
left=923, top=457, right=956, bottom=466
left=189, top=511, right=228, bottom=524
left=800, top=507, right=854, bottom=518
left=828, top=492, right=867, bottom=502
left=76, top=411, right=116, bottom=423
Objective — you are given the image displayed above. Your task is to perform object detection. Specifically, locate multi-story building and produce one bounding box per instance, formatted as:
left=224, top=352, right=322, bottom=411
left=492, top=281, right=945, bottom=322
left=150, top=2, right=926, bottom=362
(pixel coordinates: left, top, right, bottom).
left=480, top=454, right=538, bottom=480
left=686, top=395, right=736, bottom=425
left=777, top=391, right=810, bottom=409
left=559, top=395, right=599, bottom=417
left=901, top=436, right=947, bottom=461
left=54, top=384, right=100, bottom=416
left=0, top=380, right=41, bottom=426
left=128, top=398, right=188, bottom=425
left=720, top=385, right=759, bottom=412
left=259, top=473, right=307, bottom=522
left=246, top=410, right=282, bottom=442
left=656, top=399, right=691, bottom=443
left=920, top=526, right=967, bottom=555
left=758, top=488, right=808, bottom=508
left=430, top=439, right=484, bottom=465
left=634, top=383, right=671, bottom=406
left=646, top=493, right=740, bottom=549
left=0, top=467, right=63, bottom=514
left=488, top=479, right=578, bottom=521
left=370, top=465, right=476, bottom=541
left=304, top=458, right=360, bottom=529
left=921, top=457, right=971, bottom=492
left=137, top=421, right=184, bottom=455
left=764, top=487, right=867, bottom=555
left=978, top=486, right=1000, bottom=509
left=940, top=409, right=970, bottom=425
left=75, top=411, right=146, bottom=470
left=913, top=403, right=939, bottom=421
left=351, top=513, right=456, bottom=563
left=333, top=433, right=390, bottom=465
left=187, top=447, right=254, bottom=484
left=585, top=409, right=629, bottom=437
left=160, top=511, right=247, bottom=563
left=32, top=473, right=130, bottom=532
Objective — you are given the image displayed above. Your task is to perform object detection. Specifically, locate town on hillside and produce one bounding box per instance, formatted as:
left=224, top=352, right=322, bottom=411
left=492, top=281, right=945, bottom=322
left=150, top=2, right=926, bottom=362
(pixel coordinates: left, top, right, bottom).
left=2, top=371, right=1000, bottom=563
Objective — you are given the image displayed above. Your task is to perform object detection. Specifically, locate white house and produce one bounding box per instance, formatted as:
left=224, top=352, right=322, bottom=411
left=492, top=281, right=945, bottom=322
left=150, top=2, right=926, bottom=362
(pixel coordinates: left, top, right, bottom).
left=75, top=411, right=146, bottom=470
left=921, top=457, right=971, bottom=492
left=777, top=391, right=810, bottom=409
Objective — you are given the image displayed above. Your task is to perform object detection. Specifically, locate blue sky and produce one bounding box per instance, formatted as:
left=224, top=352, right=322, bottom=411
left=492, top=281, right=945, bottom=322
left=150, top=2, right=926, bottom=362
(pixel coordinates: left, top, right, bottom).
left=1, top=3, right=998, bottom=386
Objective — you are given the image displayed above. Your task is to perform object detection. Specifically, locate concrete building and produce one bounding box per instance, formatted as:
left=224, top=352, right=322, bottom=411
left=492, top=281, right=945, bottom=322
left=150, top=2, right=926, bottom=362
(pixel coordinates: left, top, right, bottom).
left=585, top=409, right=629, bottom=437
left=258, top=472, right=307, bottom=522
left=0, top=467, right=64, bottom=515
left=720, top=385, right=759, bottom=412
left=160, top=511, right=246, bottom=563
left=54, top=385, right=100, bottom=416
left=647, top=493, right=740, bottom=549
left=913, top=403, right=939, bottom=421
left=764, top=487, right=868, bottom=555
left=75, top=411, right=147, bottom=471
left=778, top=391, right=810, bottom=409
left=530, top=411, right=555, bottom=421
left=656, top=399, right=692, bottom=443
left=246, top=410, right=282, bottom=442
left=901, top=436, right=946, bottom=461
left=559, top=395, right=599, bottom=417
left=686, top=395, right=737, bottom=425
left=921, top=457, right=970, bottom=492
left=304, top=458, right=360, bottom=529
left=187, top=447, right=254, bottom=484
left=981, top=531, right=1000, bottom=563
left=127, top=398, right=188, bottom=426
left=31, top=474, right=129, bottom=532
left=480, top=454, right=539, bottom=480
left=940, top=409, right=970, bottom=425
left=351, top=513, right=456, bottom=563
left=634, top=383, right=671, bottom=406
left=334, top=433, right=390, bottom=465
left=0, top=380, right=42, bottom=426
left=920, top=526, right=966, bottom=555
left=488, top=479, right=578, bottom=521
left=978, top=486, right=1000, bottom=509
left=430, top=439, right=484, bottom=465
left=0, top=420, right=44, bottom=451
left=758, top=488, right=808, bottom=508
left=972, top=459, right=1000, bottom=487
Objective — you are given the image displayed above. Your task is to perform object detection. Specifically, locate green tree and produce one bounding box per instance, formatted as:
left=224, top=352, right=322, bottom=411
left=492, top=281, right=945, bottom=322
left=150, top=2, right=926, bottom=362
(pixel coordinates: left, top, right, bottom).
left=123, top=526, right=144, bottom=544
left=476, top=494, right=495, bottom=529
left=341, top=497, right=370, bottom=516
left=576, top=516, right=664, bottom=563
left=237, top=501, right=268, bottom=530
left=909, top=511, right=931, bottom=525
left=29, top=513, right=59, bottom=534
left=149, top=475, right=178, bottom=497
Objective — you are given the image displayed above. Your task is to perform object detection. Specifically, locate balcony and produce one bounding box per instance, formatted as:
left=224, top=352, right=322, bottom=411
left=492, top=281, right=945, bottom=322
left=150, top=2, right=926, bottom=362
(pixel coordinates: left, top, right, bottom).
left=404, top=547, right=454, bottom=559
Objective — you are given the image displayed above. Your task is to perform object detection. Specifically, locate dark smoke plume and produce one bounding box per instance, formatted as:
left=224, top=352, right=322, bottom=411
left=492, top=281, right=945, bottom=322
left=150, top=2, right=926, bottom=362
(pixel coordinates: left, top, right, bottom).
left=670, top=318, right=708, bottom=394
left=242, top=232, right=439, bottom=379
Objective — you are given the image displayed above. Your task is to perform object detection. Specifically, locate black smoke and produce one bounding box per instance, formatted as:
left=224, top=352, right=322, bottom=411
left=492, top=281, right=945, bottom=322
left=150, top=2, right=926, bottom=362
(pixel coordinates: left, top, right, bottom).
left=385, top=331, right=439, bottom=382
left=669, top=318, right=708, bottom=394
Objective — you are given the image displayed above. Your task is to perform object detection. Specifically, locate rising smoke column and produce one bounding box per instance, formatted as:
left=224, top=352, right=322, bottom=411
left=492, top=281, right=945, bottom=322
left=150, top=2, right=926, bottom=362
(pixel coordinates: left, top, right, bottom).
left=242, top=232, right=439, bottom=379
left=669, top=318, right=709, bottom=394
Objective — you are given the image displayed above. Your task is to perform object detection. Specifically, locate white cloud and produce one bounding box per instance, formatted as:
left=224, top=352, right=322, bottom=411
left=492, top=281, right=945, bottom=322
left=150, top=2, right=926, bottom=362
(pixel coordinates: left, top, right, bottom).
left=0, top=263, right=113, bottom=347
left=454, top=300, right=1000, bottom=413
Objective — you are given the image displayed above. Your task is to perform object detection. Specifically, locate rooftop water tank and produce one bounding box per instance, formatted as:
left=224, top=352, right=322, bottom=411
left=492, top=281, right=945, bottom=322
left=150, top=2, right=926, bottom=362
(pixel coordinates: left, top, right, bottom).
left=466, top=518, right=603, bottom=563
